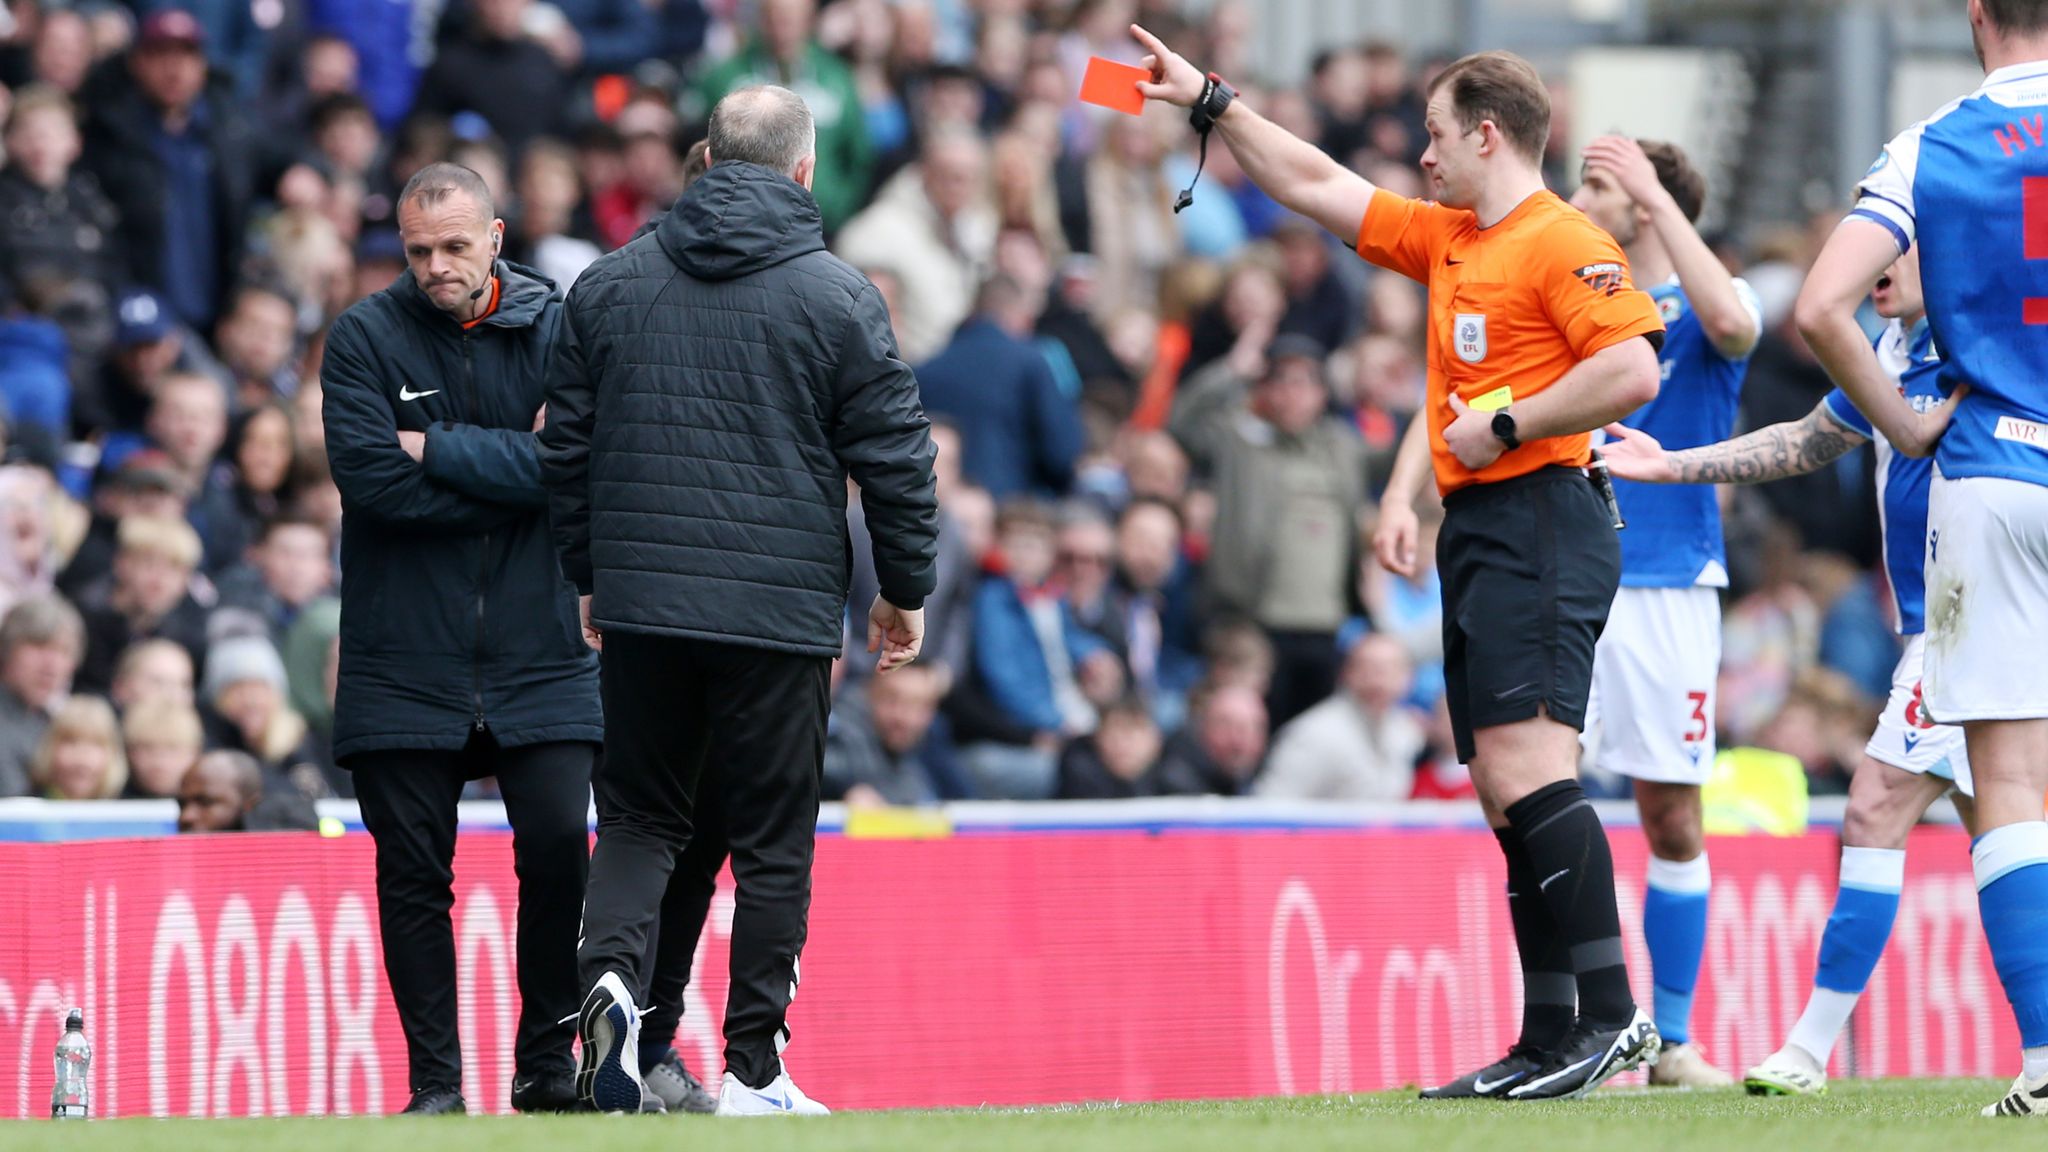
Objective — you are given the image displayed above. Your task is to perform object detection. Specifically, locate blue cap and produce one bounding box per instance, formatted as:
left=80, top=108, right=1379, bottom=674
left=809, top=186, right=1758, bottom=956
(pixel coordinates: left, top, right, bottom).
left=114, top=289, right=174, bottom=346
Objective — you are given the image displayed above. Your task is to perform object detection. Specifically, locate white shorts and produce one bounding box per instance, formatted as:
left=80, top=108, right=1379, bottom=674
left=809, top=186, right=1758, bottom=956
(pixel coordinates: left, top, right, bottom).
left=1925, top=469, right=2048, bottom=722
left=1583, top=585, right=1720, bottom=785
left=1865, top=633, right=1972, bottom=796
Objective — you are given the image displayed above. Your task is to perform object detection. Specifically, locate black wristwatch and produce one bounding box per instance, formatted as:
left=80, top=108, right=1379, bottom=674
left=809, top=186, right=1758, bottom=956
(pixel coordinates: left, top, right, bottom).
left=1491, top=410, right=1521, bottom=451
left=1190, top=73, right=1237, bottom=132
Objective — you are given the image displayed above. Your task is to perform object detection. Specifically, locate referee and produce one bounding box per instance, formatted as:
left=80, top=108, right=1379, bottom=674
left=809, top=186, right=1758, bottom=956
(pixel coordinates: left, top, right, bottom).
left=1133, top=30, right=1665, bottom=1099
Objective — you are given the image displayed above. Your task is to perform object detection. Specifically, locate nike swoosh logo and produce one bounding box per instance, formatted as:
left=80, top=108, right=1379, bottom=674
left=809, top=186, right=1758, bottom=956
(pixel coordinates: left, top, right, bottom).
left=1473, top=1072, right=1523, bottom=1093
left=1493, top=682, right=1536, bottom=701
left=1518, top=1053, right=1597, bottom=1094
left=1446, top=257, right=1463, bottom=266
left=1540, top=868, right=1570, bottom=890
left=399, top=386, right=440, bottom=401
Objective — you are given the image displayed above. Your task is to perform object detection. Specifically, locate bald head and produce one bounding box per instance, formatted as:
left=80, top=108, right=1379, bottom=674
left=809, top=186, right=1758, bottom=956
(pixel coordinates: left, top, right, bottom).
left=706, top=85, right=816, bottom=183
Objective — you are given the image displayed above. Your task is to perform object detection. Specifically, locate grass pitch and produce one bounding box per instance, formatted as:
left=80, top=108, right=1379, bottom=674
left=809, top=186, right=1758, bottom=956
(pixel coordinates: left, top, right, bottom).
left=0, top=1081, right=2029, bottom=1151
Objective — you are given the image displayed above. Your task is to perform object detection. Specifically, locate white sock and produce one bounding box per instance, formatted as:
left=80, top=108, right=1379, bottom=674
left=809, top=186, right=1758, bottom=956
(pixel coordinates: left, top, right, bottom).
left=2025, top=1045, right=2048, bottom=1081
left=1787, top=988, right=1860, bottom=1066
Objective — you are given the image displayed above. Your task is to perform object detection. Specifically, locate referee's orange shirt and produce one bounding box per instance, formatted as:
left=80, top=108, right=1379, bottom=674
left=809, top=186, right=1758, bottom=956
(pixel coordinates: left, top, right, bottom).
left=1356, top=188, right=1665, bottom=496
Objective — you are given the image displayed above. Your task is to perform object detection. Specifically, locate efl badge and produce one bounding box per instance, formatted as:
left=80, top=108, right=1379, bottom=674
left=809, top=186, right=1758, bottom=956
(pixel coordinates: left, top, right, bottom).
left=1454, top=313, right=1487, bottom=363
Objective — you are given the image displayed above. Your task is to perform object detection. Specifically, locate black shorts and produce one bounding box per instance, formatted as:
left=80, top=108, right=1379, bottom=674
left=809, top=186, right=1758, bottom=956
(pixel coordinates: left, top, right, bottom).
left=1437, top=465, right=1620, bottom=762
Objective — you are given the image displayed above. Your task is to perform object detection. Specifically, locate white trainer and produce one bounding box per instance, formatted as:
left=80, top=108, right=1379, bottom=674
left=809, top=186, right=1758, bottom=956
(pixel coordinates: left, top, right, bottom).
left=715, top=1069, right=830, bottom=1117
left=1744, top=1044, right=1828, bottom=1096
left=1648, top=1041, right=1735, bottom=1088
left=1984, top=1072, right=2048, bottom=1118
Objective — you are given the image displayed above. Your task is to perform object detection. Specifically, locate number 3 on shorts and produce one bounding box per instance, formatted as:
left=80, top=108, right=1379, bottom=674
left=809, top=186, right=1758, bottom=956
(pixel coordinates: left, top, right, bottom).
left=1685, top=690, right=1709, bottom=744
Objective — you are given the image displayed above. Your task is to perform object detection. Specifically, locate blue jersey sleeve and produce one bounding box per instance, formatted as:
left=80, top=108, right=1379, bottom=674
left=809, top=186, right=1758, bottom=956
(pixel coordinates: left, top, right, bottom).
left=1822, top=388, right=1875, bottom=438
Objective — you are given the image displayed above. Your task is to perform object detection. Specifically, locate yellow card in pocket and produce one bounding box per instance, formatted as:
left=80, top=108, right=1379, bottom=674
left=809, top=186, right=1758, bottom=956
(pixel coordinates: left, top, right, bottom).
left=1469, top=385, right=1515, bottom=412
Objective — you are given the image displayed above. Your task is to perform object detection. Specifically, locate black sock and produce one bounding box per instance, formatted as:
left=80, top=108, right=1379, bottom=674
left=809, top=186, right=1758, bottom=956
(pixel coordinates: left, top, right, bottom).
left=1506, top=780, right=1635, bottom=1031
left=1495, top=826, right=1576, bottom=1051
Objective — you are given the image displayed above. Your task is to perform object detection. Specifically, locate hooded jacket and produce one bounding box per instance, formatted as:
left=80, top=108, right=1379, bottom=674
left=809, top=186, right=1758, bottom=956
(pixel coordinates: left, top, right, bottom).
left=540, top=161, right=939, bottom=657
left=322, top=260, right=602, bottom=762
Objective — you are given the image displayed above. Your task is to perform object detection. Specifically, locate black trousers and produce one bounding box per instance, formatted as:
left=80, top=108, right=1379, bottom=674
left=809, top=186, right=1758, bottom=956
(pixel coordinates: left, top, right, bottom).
left=578, top=630, right=829, bottom=1090
left=638, top=766, right=727, bottom=1064
left=353, top=735, right=594, bottom=1093
left=1265, top=628, right=1341, bottom=729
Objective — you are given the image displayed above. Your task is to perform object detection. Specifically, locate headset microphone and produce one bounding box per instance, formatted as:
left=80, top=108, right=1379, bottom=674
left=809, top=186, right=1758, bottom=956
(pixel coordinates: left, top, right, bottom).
left=469, top=285, right=488, bottom=301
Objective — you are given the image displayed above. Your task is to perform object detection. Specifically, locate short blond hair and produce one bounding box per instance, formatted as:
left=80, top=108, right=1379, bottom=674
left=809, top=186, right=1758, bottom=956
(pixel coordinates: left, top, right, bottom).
left=122, top=697, right=204, bottom=753
left=30, top=695, right=129, bottom=799
left=116, top=515, right=203, bottom=570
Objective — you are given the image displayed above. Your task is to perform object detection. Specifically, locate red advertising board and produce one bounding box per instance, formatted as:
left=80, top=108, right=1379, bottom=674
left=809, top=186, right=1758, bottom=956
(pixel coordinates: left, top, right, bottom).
left=0, top=826, right=2010, bottom=1116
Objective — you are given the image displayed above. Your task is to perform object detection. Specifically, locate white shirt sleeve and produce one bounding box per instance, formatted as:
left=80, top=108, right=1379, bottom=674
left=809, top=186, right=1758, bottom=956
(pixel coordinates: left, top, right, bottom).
left=1851, top=123, right=1924, bottom=254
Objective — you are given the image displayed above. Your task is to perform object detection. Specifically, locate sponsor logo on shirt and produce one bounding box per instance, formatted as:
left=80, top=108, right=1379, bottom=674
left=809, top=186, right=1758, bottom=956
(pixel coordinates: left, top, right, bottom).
left=1994, top=415, right=2048, bottom=452
left=1574, top=262, right=1627, bottom=297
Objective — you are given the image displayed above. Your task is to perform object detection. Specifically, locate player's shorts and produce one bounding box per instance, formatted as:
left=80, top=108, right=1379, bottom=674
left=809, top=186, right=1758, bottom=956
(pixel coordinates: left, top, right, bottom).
left=1924, top=468, right=2048, bottom=722
left=1438, top=466, right=1619, bottom=763
left=1582, top=585, right=1720, bottom=785
left=1865, top=633, right=1972, bottom=796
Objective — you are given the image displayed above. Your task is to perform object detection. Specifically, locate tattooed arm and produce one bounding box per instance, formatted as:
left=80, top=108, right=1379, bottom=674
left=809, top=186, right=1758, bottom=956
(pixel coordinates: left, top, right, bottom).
left=1600, top=401, right=1869, bottom=485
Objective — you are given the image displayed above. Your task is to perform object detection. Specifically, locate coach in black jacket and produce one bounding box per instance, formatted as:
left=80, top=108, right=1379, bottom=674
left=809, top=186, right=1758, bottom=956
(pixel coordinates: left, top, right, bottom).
left=323, top=162, right=599, bottom=1116
left=540, top=85, right=938, bottom=1114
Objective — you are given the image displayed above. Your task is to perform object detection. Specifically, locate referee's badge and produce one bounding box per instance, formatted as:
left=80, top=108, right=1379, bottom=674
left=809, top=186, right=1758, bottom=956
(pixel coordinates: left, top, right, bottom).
left=1454, top=313, right=1487, bottom=363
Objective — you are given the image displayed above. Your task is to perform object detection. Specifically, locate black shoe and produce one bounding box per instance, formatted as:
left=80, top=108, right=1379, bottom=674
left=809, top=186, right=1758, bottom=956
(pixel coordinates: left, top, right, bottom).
left=642, top=1047, right=718, bottom=1114
left=401, top=1086, right=468, bottom=1115
left=511, top=1072, right=584, bottom=1114
left=1508, top=1009, right=1661, bottom=1100
left=1418, top=1045, right=1549, bottom=1099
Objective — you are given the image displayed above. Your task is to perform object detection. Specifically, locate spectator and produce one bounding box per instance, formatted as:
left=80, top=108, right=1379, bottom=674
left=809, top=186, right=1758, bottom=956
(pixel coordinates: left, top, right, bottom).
left=0, top=465, right=60, bottom=616
left=823, top=663, right=946, bottom=807
left=1095, top=497, right=1203, bottom=726
left=1256, top=633, right=1426, bottom=802
left=213, top=282, right=300, bottom=410
left=80, top=8, right=257, bottom=331
left=56, top=450, right=190, bottom=599
left=80, top=288, right=185, bottom=436
left=0, top=85, right=122, bottom=368
left=0, top=594, right=86, bottom=797
left=1082, top=103, right=1181, bottom=323
left=509, top=139, right=601, bottom=288
left=1346, top=333, right=1424, bottom=494
left=962, top=499, right=1118, bottom=799
left=30, top=10, right=93, bottom=95
left=1055, top=695, right=1165, bottom=800
left=1204, top=336, right=1368, bottom=728
left=1361, top=507, right=1445, bottom=707
left=592, top=118, right=685, bottom=250
left=109, top=635, right=195, bottom=712
left=311, top=93, right=381, bottom=185
left=142, top=372, right=239, bottom=569
left=695, top=0, right=871, bottom=230
left=845, top=420, right=976, bottom=688
left=1171, top=253, right=1286, bottom=474
left=552, top=0, right=655, bottom=77
left=1058, top=504, right=1118, bottom=635
left=176, top=748, right=318, bottom=832
left=835, top=127, right=993, bottom=362
left=1272, top=215, right=1358, bottom=357
left=413, top=0, right=568, bottom=155
left=0, top=268, right=71, bottom=448
left=308, top=0, right=418, bottom=129
left=200, top=632, right=325, bottom=802
left=28, top=694, right=126, bottom=799
left=119, top=694, right=203, bottom=799
left=1153, top=681, right=1268, bottom=796
left=73, top=515, right=209, bottom=695
left=280, top=595, right=342, bottom=786
left=215, top=514, right=334, bottom=639
left=216, top=402, right=299, bottom=560
left=915, top=274, right=1082, bottom=500
left=272, top=34, right=362, bottom=140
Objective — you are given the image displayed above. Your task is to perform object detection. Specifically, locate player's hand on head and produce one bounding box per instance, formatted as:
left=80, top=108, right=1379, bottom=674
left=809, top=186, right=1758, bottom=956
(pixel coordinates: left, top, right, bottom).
left=1130, top=23, right=1205, bottom=108
left=1374, top=501, right=1421, bottom=578
left=1597, top=423, right=1675, bottom=483
left=1443, top=393, right=1507, bottom=472
left=1583, top=135, right=1664, bottom=207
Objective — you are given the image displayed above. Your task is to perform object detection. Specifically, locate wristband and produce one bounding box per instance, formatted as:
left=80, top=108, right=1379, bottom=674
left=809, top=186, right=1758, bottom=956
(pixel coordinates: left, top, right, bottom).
left=1175, top=73, right=1236, bottom=214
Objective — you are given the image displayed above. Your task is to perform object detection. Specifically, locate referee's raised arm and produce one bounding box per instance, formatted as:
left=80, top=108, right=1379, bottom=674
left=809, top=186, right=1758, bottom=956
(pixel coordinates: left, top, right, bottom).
left=1131, top=24, right=1375, bottom=245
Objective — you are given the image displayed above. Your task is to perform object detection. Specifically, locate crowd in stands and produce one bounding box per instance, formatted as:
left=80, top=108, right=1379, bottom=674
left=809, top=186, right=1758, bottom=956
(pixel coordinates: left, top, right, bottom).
left=0, top=0, right=1904, bottom=817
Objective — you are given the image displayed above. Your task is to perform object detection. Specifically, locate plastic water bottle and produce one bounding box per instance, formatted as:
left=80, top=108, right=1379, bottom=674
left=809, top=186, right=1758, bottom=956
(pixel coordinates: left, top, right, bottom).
left=51, top=1009, right=89, bottom=1119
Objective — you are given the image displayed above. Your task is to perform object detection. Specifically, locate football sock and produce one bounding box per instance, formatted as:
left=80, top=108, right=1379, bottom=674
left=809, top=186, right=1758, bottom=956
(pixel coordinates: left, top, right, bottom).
left=1787, top=846, right=1904, bottom=1064
left=1974, top=822, right=2048, bottom=1050
left=1644, top=852, right=1711, bottom=1047
left=1508, top=780, right=1635, bottom=1030
left=1496, top=826, right=1575, bottom=1051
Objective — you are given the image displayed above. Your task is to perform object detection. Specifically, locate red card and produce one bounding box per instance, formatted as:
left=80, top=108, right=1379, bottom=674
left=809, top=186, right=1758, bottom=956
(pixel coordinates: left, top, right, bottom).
left=1079, top=56, right=1150, bottom=115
